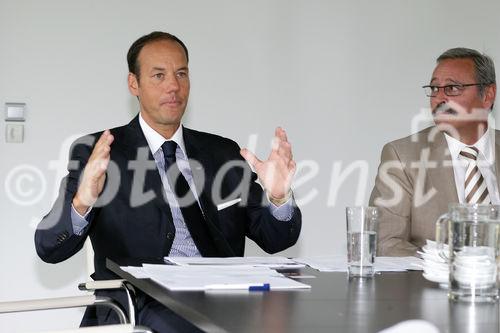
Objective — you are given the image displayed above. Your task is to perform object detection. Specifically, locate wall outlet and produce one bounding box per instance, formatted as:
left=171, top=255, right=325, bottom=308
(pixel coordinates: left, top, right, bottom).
left=6, top=123, right=24, bottom=143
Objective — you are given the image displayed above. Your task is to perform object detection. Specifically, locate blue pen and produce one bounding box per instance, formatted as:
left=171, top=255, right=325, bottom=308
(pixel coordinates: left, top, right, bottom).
left=249, top=283, right=270, bottom=291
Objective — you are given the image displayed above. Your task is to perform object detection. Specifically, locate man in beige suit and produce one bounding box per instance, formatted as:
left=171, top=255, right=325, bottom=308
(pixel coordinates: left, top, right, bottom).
left=370, top=47, right=498, bottom=256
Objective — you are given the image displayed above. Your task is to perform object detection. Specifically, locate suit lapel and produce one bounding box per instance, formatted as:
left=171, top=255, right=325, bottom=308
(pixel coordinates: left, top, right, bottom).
left=182, top=127, right=218, bottom=222
left=121, top=116, right=174, bottom=227
left=183, top=127, right=235, bottom=256
left=427, top=128, right=459, bottom=209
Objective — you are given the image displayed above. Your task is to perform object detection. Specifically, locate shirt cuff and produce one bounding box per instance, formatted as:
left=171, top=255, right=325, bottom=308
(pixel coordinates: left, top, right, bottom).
left=71, top=204, right=92, bottom=236
left=269, top=197, right=294, bottom=221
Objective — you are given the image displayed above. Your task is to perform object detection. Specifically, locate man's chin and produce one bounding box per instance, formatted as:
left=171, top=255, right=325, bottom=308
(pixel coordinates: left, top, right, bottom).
left=158, top=108, right=186, bottom=121
left=433, top=111, right=488, bottom=123
left=432, top=114, right=461, bottom=126
left=434, top=118, right=488, bottom=136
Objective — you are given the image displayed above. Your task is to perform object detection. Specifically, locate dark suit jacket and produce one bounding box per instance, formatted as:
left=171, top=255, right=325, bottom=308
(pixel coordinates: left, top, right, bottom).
left=34, top=115, right=301, bottom=324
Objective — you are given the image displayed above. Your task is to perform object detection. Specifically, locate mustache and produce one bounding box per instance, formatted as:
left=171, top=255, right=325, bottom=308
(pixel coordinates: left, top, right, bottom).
left=432, top=102, right=458, bottom=116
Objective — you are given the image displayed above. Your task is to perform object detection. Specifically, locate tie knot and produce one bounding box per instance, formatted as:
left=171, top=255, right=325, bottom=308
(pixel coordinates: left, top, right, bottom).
left=161, top=141, right=178, bottom=160
left=459, top=146, right=479, bottom=161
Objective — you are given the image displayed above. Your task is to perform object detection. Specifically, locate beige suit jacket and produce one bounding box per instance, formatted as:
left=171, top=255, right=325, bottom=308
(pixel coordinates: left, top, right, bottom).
left=369, top=126, right=500, bottom=256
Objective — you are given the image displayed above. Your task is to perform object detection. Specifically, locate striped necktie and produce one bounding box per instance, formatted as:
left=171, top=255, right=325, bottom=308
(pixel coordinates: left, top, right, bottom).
left=459, top=146, right=491, bottom=204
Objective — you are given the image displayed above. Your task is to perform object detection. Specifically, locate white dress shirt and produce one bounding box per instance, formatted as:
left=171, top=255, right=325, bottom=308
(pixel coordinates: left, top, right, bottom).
left=444, top=129, right=500, bottom=204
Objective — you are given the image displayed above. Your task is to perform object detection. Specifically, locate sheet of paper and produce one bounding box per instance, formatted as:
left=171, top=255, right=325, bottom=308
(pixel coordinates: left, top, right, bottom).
left=164, top=256, right=305, bottom=269
left=120, top=266, right=150, bottom=278
left=376, top=256, right=423, bottom=271
left=140, top=264, right=310, bottom=291
left=293, top=256, right=347, bottom=272
left=293, top=256, right=423, bottom=272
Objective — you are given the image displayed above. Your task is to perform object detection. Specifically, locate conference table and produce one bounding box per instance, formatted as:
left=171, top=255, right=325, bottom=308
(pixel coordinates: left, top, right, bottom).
left=107, top=259, right=499, bottom=333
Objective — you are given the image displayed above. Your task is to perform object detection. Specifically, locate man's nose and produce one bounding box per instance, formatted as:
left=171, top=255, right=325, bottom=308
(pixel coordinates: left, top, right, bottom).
left=432, top=88, right=449, bottom=106
left=163, top=74, right=180, bottom=92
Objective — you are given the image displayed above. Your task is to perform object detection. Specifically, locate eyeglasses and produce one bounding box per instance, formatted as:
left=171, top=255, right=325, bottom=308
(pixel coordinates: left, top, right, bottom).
left=422, top=83, right=485, bottom=97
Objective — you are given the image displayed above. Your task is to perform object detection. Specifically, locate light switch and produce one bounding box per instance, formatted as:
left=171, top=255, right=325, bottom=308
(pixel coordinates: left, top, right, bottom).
left=6, top=123, right=24, bottom=143
left=5, top=102, right=26, bottom=121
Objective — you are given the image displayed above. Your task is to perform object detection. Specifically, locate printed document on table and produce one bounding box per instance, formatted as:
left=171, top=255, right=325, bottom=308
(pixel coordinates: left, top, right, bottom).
left=376, top=256, right=423, bottom=271
left=121, top=266, right=150, bottom=278
left=293, top=256, right=423, bottom=272
left=137, top=264, right=311, bottom=291
left=164, top=256, right=305, bottom=269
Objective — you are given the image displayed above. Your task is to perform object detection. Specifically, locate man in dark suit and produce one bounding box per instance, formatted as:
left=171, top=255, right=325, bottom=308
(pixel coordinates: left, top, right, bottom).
left=35, top=31, right=301, bottom=332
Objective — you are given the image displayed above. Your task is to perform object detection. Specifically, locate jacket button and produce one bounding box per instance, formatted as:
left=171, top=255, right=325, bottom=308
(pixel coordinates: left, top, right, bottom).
left=166, top=232, right=173, bottom=240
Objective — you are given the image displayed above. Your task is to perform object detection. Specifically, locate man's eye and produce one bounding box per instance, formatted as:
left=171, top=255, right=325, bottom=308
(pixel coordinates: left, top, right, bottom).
left=177, top=71, right=188, bottom=78
left=430, top=86, right=439, bottom=93
left=448, top=85, right=461, bottom=92
left=153, top=73, right=164, bottom=79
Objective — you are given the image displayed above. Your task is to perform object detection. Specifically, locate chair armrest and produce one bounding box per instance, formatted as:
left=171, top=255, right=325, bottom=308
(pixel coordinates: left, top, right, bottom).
left=0, top=295, right=127, bottom=324
left=37, top=324, right=153, bottom=333
left=79, top=280, right=126, bottom=291
left=78, top=280, right=136, bottom=326
left=0, top=295, right=97, bottom=312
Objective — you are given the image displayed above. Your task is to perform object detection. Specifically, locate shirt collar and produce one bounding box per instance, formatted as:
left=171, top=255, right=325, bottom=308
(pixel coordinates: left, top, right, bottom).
left=138, top=112, right=187, bottom=157
left=444, top=128, right=493, bottom=164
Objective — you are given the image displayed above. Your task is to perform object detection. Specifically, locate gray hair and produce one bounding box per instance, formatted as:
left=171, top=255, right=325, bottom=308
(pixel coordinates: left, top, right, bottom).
left=437, top=47, right=496, bottom=98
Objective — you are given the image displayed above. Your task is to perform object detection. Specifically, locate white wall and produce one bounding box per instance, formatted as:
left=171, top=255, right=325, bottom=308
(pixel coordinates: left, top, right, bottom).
left=1, top=0, right=499, bottom=331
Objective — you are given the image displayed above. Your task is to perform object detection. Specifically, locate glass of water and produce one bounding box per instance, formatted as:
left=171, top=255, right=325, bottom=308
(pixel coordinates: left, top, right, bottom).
left=346, top=206, right=379, bottom=277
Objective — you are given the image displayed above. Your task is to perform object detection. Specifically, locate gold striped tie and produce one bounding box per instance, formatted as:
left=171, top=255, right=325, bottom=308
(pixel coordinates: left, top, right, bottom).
left=459, top=146, right=491, bottom=204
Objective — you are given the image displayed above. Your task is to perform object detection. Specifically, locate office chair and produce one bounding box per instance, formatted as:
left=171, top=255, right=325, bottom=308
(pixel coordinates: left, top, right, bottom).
left=0, top=240, right=142, bottom=331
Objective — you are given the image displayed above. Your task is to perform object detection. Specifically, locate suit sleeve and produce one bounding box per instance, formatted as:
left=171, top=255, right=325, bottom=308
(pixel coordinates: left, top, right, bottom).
left=369, top=143, right=418, bottom=257
left=34, top=135, right=96, bottom=263
left=229, top=141, right=301, bottom=254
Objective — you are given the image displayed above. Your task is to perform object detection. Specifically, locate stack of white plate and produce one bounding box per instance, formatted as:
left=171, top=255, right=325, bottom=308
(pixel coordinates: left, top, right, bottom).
left=418, top=240, right=449, bottom=287
left=453, top=246, right=497, bottom=288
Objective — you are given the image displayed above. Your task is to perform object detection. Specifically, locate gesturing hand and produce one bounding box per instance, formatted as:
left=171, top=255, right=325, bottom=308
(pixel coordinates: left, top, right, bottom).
left=240, top=127, right=296, bottom=205
left=72, top=130, right=114, bottom=215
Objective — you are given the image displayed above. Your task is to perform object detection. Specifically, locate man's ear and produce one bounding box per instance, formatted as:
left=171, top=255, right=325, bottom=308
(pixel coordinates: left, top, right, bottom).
left=128, top=73, right=139, bottom=96
left=484, top=84, right=496, bottom=110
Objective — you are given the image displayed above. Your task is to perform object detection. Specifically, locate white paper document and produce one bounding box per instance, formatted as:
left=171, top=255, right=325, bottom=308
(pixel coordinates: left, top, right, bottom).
left=121, top=266, right=150, bottom=278
left=139, top=264, right=311, bottom=291
left=293, top=256, right=423, bottom=272
left=293, top=256, right=347, bottom=272
left=376, top=256, right=423, bottom=271
left=164, top=256, right=305, bottom=269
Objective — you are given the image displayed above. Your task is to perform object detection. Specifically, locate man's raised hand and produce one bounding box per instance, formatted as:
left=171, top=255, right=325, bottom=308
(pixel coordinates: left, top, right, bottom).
left=240, top=127, right=296, bottom=205
left=72, top=130, right=114, bottom=215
